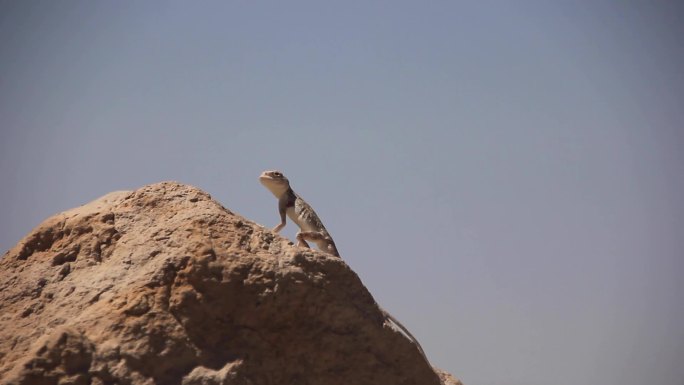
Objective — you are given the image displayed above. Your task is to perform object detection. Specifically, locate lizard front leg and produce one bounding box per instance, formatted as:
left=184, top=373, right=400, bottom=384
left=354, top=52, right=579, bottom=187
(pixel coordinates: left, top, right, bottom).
left=273, top=203, right=287, bottom=233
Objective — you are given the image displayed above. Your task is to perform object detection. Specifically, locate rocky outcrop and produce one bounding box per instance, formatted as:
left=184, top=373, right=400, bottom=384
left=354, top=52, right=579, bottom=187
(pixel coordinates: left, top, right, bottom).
left=0, top=182, right=461, bottom=385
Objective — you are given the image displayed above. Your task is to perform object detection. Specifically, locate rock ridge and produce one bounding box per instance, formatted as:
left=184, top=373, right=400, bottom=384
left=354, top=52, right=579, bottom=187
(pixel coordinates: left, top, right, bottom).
left=0, top=182, right=461, bottom=385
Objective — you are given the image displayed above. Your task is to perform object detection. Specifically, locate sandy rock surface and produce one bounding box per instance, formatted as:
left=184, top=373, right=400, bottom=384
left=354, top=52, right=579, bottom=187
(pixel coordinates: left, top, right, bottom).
left=0, top=182, right=460, bottom=385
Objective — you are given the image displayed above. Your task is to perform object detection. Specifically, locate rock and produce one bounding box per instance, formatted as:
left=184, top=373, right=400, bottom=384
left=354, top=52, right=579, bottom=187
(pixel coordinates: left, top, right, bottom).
left=435, top=369, right=464, bottom=385
left=0, top=182, right=461, bottom=385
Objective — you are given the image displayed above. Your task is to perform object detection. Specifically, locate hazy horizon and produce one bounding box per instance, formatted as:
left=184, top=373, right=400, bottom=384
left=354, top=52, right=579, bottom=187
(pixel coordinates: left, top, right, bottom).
left=1, top=2, right=683, bottom=384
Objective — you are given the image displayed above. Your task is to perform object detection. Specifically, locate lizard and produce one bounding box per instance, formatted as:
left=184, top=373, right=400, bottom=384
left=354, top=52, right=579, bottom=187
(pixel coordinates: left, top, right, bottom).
left=258, top=169, right=429, bottom=362
left=259, top=170, right=340, bottom=257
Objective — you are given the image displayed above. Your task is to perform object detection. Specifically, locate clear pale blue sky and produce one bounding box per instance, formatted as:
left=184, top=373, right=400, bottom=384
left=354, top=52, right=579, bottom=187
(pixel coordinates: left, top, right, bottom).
left=1, top=2, right=683, bottom=384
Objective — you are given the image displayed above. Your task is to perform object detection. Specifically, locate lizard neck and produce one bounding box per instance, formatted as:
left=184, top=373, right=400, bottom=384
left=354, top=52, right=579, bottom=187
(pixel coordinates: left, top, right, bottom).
left=264, top=183, right=292, bottom=199
left=282, top=188, right=298, bottom=208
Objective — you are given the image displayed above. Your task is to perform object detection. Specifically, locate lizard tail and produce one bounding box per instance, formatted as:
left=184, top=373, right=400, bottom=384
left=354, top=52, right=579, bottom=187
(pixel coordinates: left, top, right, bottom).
left=380, top=308, right=429, bottom=363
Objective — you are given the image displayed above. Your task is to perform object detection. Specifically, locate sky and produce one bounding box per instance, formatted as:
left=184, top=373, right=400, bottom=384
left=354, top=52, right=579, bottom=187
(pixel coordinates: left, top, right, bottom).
left=1, top=1, right=683, bottom=384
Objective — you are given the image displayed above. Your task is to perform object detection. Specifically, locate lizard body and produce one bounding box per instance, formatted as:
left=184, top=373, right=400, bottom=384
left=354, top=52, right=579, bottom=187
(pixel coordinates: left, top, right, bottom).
left=259, top=170, right=429, bottom=362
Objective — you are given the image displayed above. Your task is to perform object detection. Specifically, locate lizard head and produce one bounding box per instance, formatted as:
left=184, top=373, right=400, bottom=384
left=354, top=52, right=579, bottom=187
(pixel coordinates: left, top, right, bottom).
left=259, top=170, right=291, bottom=196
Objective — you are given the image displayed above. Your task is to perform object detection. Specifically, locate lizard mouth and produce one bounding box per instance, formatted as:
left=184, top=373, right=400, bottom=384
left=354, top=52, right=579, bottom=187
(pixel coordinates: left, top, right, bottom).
left=259, top=171, right=287, bottom=189
left=259, top=170, right=285, bottom=181
left=259, top=173, right=275, bottom=183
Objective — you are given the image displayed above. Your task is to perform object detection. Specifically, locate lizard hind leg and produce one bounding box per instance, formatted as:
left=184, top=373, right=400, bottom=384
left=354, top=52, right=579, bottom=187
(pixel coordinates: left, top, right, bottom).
left=295, top=231, right=312, bottom=248
left=296, top=231, right=331, bottom=248
left=296, top=231, right=338, bottom=256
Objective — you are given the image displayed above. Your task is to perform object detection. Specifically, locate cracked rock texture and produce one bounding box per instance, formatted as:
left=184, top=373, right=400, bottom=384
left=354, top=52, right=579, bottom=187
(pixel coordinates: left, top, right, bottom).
left=0, top=182, right=461, bottom=385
